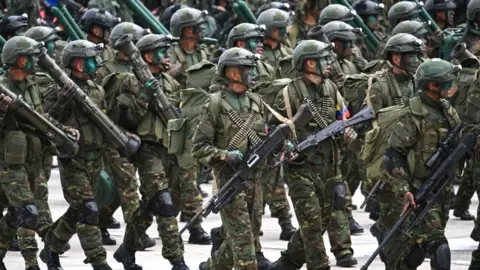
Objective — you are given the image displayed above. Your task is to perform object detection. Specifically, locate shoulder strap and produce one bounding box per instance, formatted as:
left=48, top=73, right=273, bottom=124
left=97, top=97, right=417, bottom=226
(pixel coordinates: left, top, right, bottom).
left=282, top=84, right=293, bottom=119
left=174, top=45, right=187, bottom=65
left=209, top=92, right=223, bottom=124
left=365, top=75, right=378, bottom=128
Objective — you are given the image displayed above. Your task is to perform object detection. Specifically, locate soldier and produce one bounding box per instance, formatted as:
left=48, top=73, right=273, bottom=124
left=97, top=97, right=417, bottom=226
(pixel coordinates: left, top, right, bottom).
left=377, top=58, right=459, bottom=270
left=0, top=36, right=76, bottom=270
left=391, top=21, right=432, bottom=58
left=227, top=22, right=296, bottom=241
left=287, top=0, right=326, bottom=45
left=39, top=40, right=112, bottom=270
left=78, top=8, right=118, bottom=64
left=135, top=33, right=212, bottom=245
left=322, top=20, right=365, bottom=239
left=88, top=0, right=134, bottom=23
left=257, top=9, right=293, bottom=74
left=352, top=0, right=386, bottom=61
left=5, top=0, right=38, bottom=26
left=461, top=0, right=480, bottom=56
left=0, top=15, right=28, bottom=40
left=195, top=47, right=271, bottom=270
left=168, top=7, right=210, bottom=88
left=107, top=33, right=190, bottom=269
left=387, top=1, right=422, bottom=30
left=269, top=40, right=358, bottom=270
left=425, top=0, right=456, bottom=30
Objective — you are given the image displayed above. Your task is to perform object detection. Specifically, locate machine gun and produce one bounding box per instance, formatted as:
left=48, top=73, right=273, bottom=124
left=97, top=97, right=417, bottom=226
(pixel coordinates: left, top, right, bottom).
left=0, top=84, right=78, bottom=158
left=180, top=103, right=314, bottom=234
left=35, top=48, right=141, bottom=156
left=361, top=124, right=476, bottom=270
left=114, top=34, right=181, bottom=124
left=272, top=107, right=375, bottom=169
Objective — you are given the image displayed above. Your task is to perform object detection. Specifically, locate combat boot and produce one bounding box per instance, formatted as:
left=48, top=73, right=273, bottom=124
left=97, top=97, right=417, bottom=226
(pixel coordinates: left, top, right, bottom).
left=349, top=217, right=364, bottom=235
left=335, top=253, right=358, bottom=267
left=256, top=252, right=272, bottom=270
left=8, top=235, right=19, bottom=251
left=0, top=261, right=5, bottom=270
left=170, top=258, right=190, bottom=270
left=114, top=244, right=142, bottom=270
left=61, top=243, right=71, bottom=254
left=188, top=227, right=211, bottom=245
left=101, top=228, right=117, bottom=245
left=26, top=267, right=40, bottom=270
left=471, top=224, right=480, bottom=241
left=40, top=246, right=63, bottom=270
left=454, top=209, right=475, bottom=220
left=99, top=216, right=121, bottom=229
left=139, top=234, right=156, bottom=250
left=279, top=222, right=296, bottom=241
left=268, top=256, right=300, bottom=270
left=92, top=264, right=112, bottom=270
left=199, top=262, right=207, bottom=270
left=210, top=227, right=223, bottom=254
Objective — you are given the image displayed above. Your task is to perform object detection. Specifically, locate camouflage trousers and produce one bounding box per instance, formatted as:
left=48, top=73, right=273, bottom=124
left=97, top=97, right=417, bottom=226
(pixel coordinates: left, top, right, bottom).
left=45, top=153, right=107, bottom=265
left=262, top=165, right=292, bottom=225
left=168, top=162, right=204, bottom=228
left=278, top=162, right=342, bottom=269
left=206, top=170, right=263, bottom=270
left=97, top=144, right=140, bottom=228
left=453, top=152, right=478, bottom=213
left=376, top=185, right=450, bottom=270
left=124, top=141, right=183, bottom=260
left=0, top=163, right=36, bottom=266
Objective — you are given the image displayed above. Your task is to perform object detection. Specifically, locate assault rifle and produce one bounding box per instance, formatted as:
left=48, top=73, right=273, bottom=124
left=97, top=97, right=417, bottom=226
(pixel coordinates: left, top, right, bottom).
left=180, top=104, right=313, bottom=234
left=361, top=125, right=476, bottom=270
left=272, top=107, right=375, bottom=169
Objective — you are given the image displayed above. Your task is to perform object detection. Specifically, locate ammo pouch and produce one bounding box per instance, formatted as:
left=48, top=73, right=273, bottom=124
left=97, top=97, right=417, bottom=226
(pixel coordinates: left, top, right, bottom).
left=4, top=131, right=27, bottom=165
left=167, top=118, right=186, bottom=154
left=26, top=135, right=43, bottom=161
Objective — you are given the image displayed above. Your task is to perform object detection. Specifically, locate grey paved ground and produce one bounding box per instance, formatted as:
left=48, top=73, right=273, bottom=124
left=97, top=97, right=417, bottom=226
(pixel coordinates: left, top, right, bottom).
left=3, top=167, right=478, bottom=269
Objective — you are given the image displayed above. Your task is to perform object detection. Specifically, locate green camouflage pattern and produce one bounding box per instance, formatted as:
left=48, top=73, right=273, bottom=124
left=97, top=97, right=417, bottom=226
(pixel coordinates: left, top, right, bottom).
left=6, top=0, right=38, bottom=26
left=168, top=44, right=210, bottom=89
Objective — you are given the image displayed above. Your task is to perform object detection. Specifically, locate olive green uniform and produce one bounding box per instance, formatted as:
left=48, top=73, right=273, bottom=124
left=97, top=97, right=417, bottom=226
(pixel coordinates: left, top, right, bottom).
left=168, top=44, right=210, bottom=89
left=262, top=44, right=292, bottom=79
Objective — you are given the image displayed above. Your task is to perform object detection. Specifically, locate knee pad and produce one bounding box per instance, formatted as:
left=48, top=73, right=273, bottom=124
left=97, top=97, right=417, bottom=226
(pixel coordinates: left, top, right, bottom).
left=403, top=243, right=426, bottom=269
left=20, top=203, right=38, bottom=230
left=5, top=206, right=19, bottom=228
left=431, top=241, right=451, bottom=270
left=332, top=183, right=346, bottom=210
left=78, top=199, right=99, bottom=225
left=64, top=207, right=79, bottom=225
left=150, top=189, right=174, bottom=217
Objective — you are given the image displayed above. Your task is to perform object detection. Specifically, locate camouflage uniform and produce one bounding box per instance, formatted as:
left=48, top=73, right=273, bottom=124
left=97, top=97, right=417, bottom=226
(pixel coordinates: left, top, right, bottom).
left=195, top=48, right=268, bottom=270
left=286, top=0, right=327, bottom=46
left=5, top=0, right=38, bottom=26
left=87, top=0, right=134, bottom=23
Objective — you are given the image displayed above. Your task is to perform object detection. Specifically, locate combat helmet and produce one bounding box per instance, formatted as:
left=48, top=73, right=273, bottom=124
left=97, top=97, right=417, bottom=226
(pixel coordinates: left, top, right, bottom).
left=62, top=39, right=103, bottom=68
left=318, top=4, right=354, bottom=25
left=387, top=1, right=421, bottom=28
left=391, top=20, right=429, bottom=39
left=2, top=36, right=42, bottom=65
left=322, top=21, right=361, bottom=42
left=25, top=26, right=58, bottom=43
left=0, top=14, right=28, bottom=39
left=160, top=4, right=183, bottom=31
left=227, top=23, right=265, bottom=48
left=136, top=34, right=176, bottom=53
left=217, top=47, right=258, bottom=77
left=110, top=22, right=148, bottom=49
left=170, top=7, right=207, bottom=38
left=467, top=0, right=480, bottom=22
left=256, top=2, right=292, bottom=17
left=425, top=0, right=456, bottom=14
left=352, top=0, right=384, bottom=17
left=383, top=33, right=424, bottom=59
left=292, top=40, right=334, bottom=71
left=257, top=8, right=292, bottom=38
left=78, top=8, right=118, bottom=32
left=415, top=58, right=460, bottom=91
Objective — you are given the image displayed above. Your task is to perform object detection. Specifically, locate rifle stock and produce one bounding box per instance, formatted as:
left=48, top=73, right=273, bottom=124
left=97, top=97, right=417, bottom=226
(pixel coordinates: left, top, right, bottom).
left=180, top=104, right=313, bottom=234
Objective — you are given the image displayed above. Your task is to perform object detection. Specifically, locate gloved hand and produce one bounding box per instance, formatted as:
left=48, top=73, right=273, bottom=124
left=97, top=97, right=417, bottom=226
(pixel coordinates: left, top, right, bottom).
left=140, top=78, right=160, bottom=97
left=57, top=81, right=76, bottom=103
left=66, top=127, right=80, bottom=142
left=283, top=140, right=295, bottom=154
left=344, top=127, right=358, bottom=142
left=226, top=150, right=243, bottom=163
left=0, top=94, right=12, bottom=113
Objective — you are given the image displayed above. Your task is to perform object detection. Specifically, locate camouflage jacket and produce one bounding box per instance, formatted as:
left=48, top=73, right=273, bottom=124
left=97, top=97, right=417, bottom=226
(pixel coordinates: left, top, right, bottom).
left=262, top=43, right=292, bottom=77
left=168, top=43, right=210, bottom=89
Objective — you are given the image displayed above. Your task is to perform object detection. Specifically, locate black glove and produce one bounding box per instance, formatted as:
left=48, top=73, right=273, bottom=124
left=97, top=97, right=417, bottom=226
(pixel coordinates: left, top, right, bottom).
left=0, top=94, right=12, bottom=113
left=140, top=78, right=160, bottom=97
left=57, top=81, right=76, bottom=103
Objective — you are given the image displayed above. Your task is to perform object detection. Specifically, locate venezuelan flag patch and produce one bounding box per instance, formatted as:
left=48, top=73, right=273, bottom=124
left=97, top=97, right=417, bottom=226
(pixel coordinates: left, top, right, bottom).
left=336, top=104, right=350, bottom=120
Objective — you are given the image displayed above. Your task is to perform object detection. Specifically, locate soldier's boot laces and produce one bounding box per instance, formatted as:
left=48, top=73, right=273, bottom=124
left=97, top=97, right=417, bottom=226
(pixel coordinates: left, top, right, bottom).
left=99, top=216, right=121, bottom=229
left=256, top=252, right=272, bottom=270
left=40, top=246, right=63, bottom=270
left=279, top=222, right=296, bottom=241
left=268, top=256, right=299, bottom=270
left=101, top=228, right=117, bottom=246
left=114, top=244, right=143, bottom=270
left=471, top=224, right=480, bottom=241
left=8, top=235, right=19, bottom=251
left=92, top=263, right=112, bottom=270
left=139, top=233, right=156, bottom=250
left=170, top=258, right=190, bottom=270
left=453, top=208, right=475, bottom=220
left=349, top=217, right=364, bottom=235
left=188, top=227, right=212, bottom=245
left=335, top=253, right=358, bottom=267
left=26, top=267, right=41, bottom=270
left=199, top=262, right=207, bottom=270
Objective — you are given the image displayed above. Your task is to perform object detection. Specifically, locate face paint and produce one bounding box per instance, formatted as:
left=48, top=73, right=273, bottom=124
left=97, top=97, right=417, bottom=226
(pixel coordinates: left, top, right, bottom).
left=277, top=27, right=287, bottom=42
left=152, top=47, right=168, bottom=65
left=46, top=41, right=56, bottom=57
left=23, top=55, right=35, bottom=73
left=336, top=40, right=353, bottom=59
left=82, top=57, right=98, bottom=74
left=400, top=53, right=421, bottom=75
left=194, top=22, right=207, bottom=39
left=316, top=56, right=332, bottom=78
left=367, top=15, right=379, bottom=30
left=240, top=66, right=258, bottom=88
left=246, top=38, right=264, bottom=54
left=440, top=81, right=457, bottom=98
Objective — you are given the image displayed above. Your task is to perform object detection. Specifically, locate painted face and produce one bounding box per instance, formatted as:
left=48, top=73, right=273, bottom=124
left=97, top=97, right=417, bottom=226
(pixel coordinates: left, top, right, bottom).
left=367, top=15, right=380, bottom=30
left=152, top=47, right=170, bottom=70
left=46, top=41, right=56, bottom=57
left=317, top=55, right=335, bottom=78
left=23, top=55, right=36, bottom=73
left=245, top=38, right=264, bottom=54
left=82, top=57, right=98, bottom=74
left=400, top=52, right=421, bottom=75
left=439, top=80, right=457, bottom=98
left=240, top=66, right=259, bottom=87
left=335, top=40, right=353, bottom=59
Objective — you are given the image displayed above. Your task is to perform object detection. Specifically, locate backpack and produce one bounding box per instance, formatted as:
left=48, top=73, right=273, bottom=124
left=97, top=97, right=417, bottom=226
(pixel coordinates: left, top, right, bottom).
left=343, top=71, right=388, bottom=115
left=252, top=78, right=292, bottom=107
